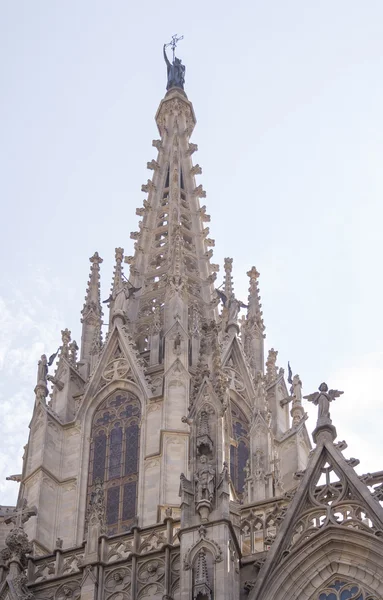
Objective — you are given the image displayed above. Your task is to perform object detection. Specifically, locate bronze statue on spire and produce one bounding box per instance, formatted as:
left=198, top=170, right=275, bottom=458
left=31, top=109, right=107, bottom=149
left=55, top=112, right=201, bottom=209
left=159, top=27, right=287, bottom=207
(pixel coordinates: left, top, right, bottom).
left=163, top=34, right=185, bottom=90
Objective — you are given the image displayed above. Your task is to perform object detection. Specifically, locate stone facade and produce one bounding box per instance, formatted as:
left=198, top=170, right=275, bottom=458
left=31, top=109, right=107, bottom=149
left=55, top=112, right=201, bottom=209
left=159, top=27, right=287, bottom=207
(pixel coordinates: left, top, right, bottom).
left=1, top=72, right=383, bottom=600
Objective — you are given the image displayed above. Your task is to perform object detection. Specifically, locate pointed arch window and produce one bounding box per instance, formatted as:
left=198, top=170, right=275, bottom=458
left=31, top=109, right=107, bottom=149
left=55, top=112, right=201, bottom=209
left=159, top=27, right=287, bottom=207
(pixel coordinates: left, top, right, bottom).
left=317, top=580, right=378, bottom=600
left=230, top=403, right=250, bottom=498
left=88, top=391, right=141, bottom=535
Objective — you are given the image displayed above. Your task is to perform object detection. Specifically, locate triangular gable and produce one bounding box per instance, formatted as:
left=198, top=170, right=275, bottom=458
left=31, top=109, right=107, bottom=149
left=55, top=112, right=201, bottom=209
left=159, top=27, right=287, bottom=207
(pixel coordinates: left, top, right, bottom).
left=77, top=325, right=152, bottom=415
left=190, top=377, right=222, bottom=417
left=249, top=437, right=383, bottom=599
left=221, top=336, right=256, bottom=406
left=163, top=356, right=191, bottom=380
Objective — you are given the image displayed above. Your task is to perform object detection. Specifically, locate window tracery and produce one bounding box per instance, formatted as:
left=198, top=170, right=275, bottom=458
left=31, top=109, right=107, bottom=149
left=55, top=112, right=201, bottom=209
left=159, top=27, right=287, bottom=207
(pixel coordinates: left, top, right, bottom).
left=317, top=580, right=377, bottom=600
left=88, top=391, right=141, bottom=535
left=230, top=403, right=250, bottom=498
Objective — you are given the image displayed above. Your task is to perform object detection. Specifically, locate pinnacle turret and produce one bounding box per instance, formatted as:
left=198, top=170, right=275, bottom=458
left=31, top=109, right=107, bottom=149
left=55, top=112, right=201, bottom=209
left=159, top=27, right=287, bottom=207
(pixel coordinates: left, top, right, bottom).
left=80, top=252, right=103, bottom=370
left=119, top=86, right=218, bottom=357
left=246, top=266, right=265, bottom=334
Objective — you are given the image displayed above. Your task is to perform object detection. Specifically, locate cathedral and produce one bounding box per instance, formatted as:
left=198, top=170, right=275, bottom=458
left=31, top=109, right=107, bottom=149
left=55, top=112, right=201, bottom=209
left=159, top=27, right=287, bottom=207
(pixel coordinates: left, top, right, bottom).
left=1, top=43, right=383, bottom=600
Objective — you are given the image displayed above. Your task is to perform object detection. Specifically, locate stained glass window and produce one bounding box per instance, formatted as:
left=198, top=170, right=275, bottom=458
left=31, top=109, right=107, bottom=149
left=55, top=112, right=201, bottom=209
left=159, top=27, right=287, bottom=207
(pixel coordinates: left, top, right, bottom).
left=317, top=580, right=378, bottom=600
left=230, top=403, right=250, bottom=498
left=88, top=391, right=141, bottom=535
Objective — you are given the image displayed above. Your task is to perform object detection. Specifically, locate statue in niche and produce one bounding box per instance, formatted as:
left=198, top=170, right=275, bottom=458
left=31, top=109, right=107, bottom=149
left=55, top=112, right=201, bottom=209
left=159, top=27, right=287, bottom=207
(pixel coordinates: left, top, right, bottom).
left=195, top=455, right=215, bottom=503
left=304, top=382, right=343, bottom=426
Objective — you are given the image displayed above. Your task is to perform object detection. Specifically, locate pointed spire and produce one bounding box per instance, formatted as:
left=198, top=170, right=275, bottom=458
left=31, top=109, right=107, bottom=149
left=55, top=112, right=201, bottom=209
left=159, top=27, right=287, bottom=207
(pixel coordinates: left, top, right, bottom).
left=80, top=252, right=103, bottom=367
left=109, top=247, right=129, bottom=328
left=246, top=266, right=265, bottom=333
left=223, top=257, right=234, bottom=299
left=111, top=247, right=124, bottom=294
left=266, top=348, right=278, bottom=385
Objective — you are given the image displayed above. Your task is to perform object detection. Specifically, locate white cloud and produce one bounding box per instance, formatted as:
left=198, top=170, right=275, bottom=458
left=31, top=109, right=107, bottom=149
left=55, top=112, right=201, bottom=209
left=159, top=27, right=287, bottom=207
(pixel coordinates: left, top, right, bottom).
left=0, top=270, right=66, bottom=505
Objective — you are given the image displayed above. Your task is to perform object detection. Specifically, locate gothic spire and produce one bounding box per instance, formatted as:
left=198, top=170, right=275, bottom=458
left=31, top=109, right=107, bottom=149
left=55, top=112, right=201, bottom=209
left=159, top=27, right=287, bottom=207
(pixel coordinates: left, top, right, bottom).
left=122, top=85, right=218, bottom=353
left=246, top=266, right=265, bottom=334
left=80, top=252, right=103, bottom=369
left=223, top=257, right=234, bottom=299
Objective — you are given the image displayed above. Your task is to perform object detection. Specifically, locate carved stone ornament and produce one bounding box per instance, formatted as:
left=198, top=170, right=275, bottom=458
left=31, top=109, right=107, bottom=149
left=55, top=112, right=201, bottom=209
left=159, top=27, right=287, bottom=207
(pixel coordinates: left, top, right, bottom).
left=55, top=581, right=81, bottom=600
left=85, top=477, right=106, bottom=533
left=138, top=558, right=165, bottom=583
left=11, top=572, right=33, bottom=600
left=5, top=527, right=32, bottom=567
left=183, top=529, right=223, bottom=570
left=102, top=358, right=132, bottom=382
left=104, top=567, right=131, bottom=592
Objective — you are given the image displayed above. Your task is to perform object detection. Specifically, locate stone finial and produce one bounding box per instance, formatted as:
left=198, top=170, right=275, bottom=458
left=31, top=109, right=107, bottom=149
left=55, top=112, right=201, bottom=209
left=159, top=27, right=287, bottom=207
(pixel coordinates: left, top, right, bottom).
left=4, top=499, right=37, bottom=529
left=61, top=329, right=71, bottom=359
left=69, top=340, right=79, bottom=365
left=223, top=257, right=234, bottom=299
left=246, top=266, right=265, bottom=332
left=36, top=354, right=48, bottom=386
left=5, top=527, right=32, bottom=568
left=81, top=252, right=103, bottom=323
left=112, top=248, right=124, bottom=292
left=266, top=348, right=278, bottom=384
left=304, top=382, right=343, bottom=443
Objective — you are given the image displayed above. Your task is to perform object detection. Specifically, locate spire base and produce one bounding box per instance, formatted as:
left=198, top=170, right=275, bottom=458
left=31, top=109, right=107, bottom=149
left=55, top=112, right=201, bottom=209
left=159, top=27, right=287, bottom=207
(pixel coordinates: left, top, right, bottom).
left=312, top=422, right=337, bottom=445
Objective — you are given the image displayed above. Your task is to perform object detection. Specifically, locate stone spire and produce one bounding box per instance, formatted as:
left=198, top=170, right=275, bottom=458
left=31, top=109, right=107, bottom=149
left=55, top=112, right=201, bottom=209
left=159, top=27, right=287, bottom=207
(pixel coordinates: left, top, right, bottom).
left=242, top=267, right=265, bottom=376
left=223, top=257, right=234, bottom=299
left=80, top=252, right=103, bottom=369
left=109, top=247, right=126, bottom=328
left=122, top=86, right=218, bottom=354
left=246, top=266, right=264, bottom=332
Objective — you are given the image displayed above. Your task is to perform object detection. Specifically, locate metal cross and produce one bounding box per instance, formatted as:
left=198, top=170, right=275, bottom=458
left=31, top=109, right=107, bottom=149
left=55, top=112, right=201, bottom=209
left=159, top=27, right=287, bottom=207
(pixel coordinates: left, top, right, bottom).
left=165, top=34, right=184, bottom=62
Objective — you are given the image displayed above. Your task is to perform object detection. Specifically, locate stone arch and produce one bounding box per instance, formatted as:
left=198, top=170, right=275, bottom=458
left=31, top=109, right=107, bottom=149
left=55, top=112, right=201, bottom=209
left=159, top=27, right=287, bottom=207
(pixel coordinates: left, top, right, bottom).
left=310, top=577, right=379, bottom=600
left=184, top=538, right=223, bottom=570
left=257, top=528, right=383, bottom=600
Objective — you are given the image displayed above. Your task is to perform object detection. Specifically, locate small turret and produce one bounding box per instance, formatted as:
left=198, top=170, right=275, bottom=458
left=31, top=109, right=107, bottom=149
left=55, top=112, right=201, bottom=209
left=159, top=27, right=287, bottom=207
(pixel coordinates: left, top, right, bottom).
left=80, top=252, right=103, bottom=377
left=242, top=267, right=265, bottom=376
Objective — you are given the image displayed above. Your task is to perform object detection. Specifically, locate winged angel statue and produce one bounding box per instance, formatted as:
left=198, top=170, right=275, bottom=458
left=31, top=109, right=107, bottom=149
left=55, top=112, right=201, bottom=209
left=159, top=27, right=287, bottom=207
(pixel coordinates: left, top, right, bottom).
left=304, top=382, right=343, bottom=427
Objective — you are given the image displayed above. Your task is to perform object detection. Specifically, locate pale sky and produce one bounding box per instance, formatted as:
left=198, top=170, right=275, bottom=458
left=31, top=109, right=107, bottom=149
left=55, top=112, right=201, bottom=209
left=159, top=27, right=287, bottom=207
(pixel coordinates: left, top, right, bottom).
left=1, top=1, right=383, bottom=505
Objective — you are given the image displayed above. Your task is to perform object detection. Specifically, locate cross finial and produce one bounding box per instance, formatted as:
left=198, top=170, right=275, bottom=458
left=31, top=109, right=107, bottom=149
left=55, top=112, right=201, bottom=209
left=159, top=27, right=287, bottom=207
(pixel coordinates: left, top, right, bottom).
left=165, top=33, right=184, bottom=62
left=4, top=499, right=37, bottom=528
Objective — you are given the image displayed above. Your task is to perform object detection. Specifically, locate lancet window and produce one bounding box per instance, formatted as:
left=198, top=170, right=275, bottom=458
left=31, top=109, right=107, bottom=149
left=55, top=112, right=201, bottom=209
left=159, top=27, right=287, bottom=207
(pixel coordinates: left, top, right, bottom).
left=316, top=580, right=377, bottom=600
left=230, top=403, right=250, bottom=498
left=88, top=391, right=141, bottom=535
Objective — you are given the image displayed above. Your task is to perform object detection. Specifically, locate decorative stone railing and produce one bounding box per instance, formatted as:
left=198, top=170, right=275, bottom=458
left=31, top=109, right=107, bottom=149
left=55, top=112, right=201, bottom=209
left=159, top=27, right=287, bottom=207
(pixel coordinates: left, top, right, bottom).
left=28, top=519, right=180, bottom=585
left=240, top=498, right=290, bottom=555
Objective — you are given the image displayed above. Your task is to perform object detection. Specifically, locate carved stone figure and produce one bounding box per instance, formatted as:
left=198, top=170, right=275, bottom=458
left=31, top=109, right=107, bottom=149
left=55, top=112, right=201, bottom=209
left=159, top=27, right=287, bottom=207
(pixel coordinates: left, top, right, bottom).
left=291, top=374, right=302, bottom=404
left=163, top=45, right=185, bottom=90
left=37, top=354, right=48, bottom=385
left=304, top=382, right=344, bottom=427
left=5, top=527, right=32, bottom=568
left=195, top=456, right=215, bottom=503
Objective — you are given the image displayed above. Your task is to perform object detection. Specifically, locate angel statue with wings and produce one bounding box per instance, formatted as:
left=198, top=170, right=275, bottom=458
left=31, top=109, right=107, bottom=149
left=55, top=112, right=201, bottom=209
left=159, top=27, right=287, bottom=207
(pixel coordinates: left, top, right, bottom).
left=304, top=382, right=343, bottom=427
